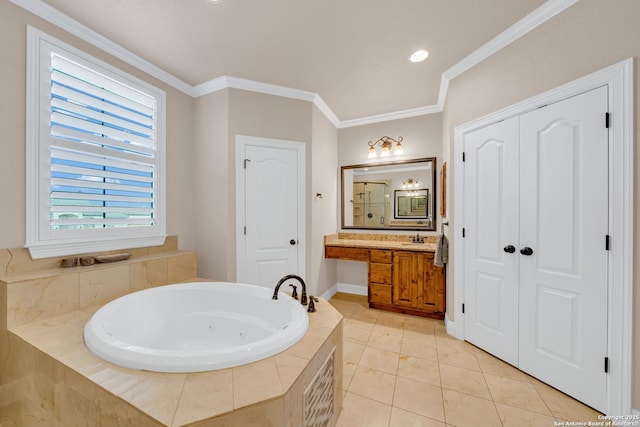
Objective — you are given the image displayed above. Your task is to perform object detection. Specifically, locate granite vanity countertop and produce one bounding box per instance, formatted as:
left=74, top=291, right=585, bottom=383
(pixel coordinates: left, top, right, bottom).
left=324, top=233, right=438, bottom=252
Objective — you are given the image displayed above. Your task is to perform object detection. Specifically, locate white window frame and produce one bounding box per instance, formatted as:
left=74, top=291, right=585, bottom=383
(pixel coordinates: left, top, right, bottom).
left=26, top=26, right=166, bottom=259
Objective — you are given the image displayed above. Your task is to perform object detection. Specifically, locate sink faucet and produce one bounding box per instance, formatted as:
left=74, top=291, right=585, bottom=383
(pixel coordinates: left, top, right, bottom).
left=412, top=233, right=424, bottom=243
left=273, top=274, right=308, bottom=305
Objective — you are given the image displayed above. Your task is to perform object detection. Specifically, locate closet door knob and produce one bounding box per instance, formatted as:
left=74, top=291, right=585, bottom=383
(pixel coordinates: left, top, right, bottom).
left=520, top=247, right=534, bottom=256
left=290, top=239, right=297, bottom=246
left=503, top=245, right=516, bottom=253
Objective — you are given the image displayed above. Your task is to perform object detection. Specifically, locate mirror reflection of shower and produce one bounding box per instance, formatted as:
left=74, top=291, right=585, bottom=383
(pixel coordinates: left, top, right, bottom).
left=352, top=180, right=390, bottom=226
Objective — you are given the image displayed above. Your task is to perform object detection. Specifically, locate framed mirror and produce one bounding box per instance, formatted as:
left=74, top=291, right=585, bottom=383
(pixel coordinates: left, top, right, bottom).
left=341, top=157, right=436, bottom=231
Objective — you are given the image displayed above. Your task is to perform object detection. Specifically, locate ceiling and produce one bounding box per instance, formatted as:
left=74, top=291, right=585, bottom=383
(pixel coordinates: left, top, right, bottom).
left=39, top=0, right=548, bottom=122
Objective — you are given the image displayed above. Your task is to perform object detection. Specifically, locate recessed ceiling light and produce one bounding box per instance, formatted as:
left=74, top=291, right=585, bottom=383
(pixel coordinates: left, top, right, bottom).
left=409, top=49, right=429, bottom=63
left=206, top=0, right=224, bottom=4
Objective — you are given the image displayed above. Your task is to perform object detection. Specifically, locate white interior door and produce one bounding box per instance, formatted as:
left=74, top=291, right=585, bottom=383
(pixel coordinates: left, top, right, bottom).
left=240, top=139, right=302, bottom=288
left=518, top=86, right=609, bottom=411
left=463, top=116, right=520, bottom=366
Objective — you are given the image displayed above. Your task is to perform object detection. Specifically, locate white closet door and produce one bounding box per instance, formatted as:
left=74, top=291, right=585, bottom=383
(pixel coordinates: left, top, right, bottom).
left=463, top=116, right=520, bottom=366
left=518, top=86, right=609, bottom=411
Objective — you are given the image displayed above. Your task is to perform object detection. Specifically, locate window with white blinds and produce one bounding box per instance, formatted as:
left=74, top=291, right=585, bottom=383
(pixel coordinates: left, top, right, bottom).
left=26, top=27, right=166, bottom=258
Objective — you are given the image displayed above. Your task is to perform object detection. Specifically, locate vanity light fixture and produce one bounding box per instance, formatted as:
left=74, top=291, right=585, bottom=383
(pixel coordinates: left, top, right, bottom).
left=402, top=178, right=420, bottom=189
left=410, top=49, right=429, bottom=63
left=367, top=136, right=404, bottom=159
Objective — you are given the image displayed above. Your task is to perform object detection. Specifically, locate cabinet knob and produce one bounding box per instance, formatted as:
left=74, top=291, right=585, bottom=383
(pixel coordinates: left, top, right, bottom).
left=503, top=245, right=516, bottom=254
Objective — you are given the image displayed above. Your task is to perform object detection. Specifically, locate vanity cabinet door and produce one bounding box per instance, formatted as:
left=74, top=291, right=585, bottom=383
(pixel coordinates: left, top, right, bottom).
left=369, top=249, right=393, bottom=305
left=416, top=252, right=445, bottom=314
left=392, top=251, right=416, bottom=308
left=393, top=251, right=445, bottom=315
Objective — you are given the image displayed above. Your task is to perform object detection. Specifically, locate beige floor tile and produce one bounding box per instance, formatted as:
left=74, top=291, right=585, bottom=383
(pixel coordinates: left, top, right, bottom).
left=329, top=294, right=599, bottom=427
left=436, top=340, right=481, bottom=371
left=474, top=349, right=531, bottom=383
left=372, top=322, right=405, bottom=337
left=397, top=355, right=441, bottom=387
left=495, top=402, right=557, bottom=427
left=346, top=317, right=377, bottom=331
left=401, top=336, right=438, bottom=361
left=367, top=330, right=403, bottom=351
left=532, top=381, right=602, bottom=421
left=439, top=363, right=492, bottom=400
left=390, top=407, right=446, bottom=427
left=344, top=323, right=372, bottom=345
left=376, top=311, right=407, bottom=327
left=442, top=389, right=502, bottom=427
left=350, top=307, right=380, bottom=324
left=343, top=341, right=365, bottom=365
left=359, top=346, right=400, bottom=375
left=348, top=366, right=397, bottom=404
left=393, top=376, right=445, bottom=422
left=329, top=299, right=361, bottom=316
left=336, top=392, right=392, bottom=427
left=404, top=318, right=435, bottom=338
left=484, top=373, right=551, bottom=416
left=343, top=362, right=357, bottom=390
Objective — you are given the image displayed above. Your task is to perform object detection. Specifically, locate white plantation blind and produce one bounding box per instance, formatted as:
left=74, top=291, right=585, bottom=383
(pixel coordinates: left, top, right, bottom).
left=26, top=28, right=166, bottom=258
left=49, top=54, right=157, bottom=229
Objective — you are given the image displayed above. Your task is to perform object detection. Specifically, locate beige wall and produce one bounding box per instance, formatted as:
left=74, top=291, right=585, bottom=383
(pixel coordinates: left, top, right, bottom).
left=335, top=114, right=443, bottom=289
left=311, top=106, right=338, bottom=298
left=194, top=89, right=339, bottom=297
left=0, top=1, right=197, bottom=251
left=441, top=0, right=640, bottom=408
left=194, top=89, right=230, bottom=281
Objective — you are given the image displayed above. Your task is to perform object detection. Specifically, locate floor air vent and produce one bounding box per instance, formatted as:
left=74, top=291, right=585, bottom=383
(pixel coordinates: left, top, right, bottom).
left=303, top=348, right=335, bottom=427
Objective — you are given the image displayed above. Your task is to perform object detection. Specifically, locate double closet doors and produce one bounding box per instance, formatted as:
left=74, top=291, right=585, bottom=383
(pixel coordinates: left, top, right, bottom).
left=463, top=86, right=609, bottom=412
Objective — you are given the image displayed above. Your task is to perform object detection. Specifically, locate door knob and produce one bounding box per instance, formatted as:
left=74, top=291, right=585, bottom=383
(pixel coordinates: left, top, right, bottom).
left=503, top=245, right=516, bottom=254
left=290, top=239, right=297, bottom=245
left=520, top=247, right=534, bottom=256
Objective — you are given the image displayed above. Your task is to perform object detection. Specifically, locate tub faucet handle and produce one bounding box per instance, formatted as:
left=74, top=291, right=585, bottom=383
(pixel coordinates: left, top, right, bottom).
left=289, top=284, right=298, bottom=300
left=307, top=296, right=319, bottom=313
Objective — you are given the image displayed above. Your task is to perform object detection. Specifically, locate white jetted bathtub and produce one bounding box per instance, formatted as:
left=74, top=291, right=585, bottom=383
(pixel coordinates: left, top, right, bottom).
left=84, top=282, right=309, bottom=372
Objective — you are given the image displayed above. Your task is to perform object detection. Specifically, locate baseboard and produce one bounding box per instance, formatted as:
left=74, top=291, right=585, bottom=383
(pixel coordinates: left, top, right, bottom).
left=321, top=282, right=367, bottom=300
left=445, top=312, right=464, bottom=340
left=320, top=284, right=338, bottom=301
left=336, top=282, right=368, bottom=296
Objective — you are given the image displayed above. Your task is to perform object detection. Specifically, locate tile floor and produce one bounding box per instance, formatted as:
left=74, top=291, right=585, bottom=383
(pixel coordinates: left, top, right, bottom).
left=328, top=292, right=603, bottom=427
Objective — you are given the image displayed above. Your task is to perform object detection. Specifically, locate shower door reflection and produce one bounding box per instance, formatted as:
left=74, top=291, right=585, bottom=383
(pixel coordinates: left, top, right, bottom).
left=352, top=181, right=390, bottom=226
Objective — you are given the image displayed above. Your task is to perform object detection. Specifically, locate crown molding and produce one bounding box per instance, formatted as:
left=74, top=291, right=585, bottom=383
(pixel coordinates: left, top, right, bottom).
left=339, top=104, right=442, bottom=129
left=12, top=0, right=579, bottom=128
left=312, top=95, right=341, bottom=128
left=191, top=76, right=228, bottom=97
left=10, top=0, right=194, bottom=96
left=437, top=0, right=579, bottom=108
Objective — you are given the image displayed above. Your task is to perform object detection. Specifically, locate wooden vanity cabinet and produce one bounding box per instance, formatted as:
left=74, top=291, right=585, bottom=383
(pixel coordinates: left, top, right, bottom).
left=392, top=251, right=445, bottom=317
left=324, top=242, right=445, bottom=319
left=368, top=249, right=393, bottom=305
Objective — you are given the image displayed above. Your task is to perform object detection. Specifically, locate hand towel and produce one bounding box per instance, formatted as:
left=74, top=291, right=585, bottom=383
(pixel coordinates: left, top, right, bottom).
left=434, top=234, right=449, bottom=267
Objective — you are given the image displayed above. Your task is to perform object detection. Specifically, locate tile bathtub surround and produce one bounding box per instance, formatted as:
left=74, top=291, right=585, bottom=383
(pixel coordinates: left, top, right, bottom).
left=2, top=245, right=196, bottom=328
left=0, top=236, right=178, bottom=278
left=330, top=293, right=603, bottom=427
left=2, top=293, right=344, bottom=426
